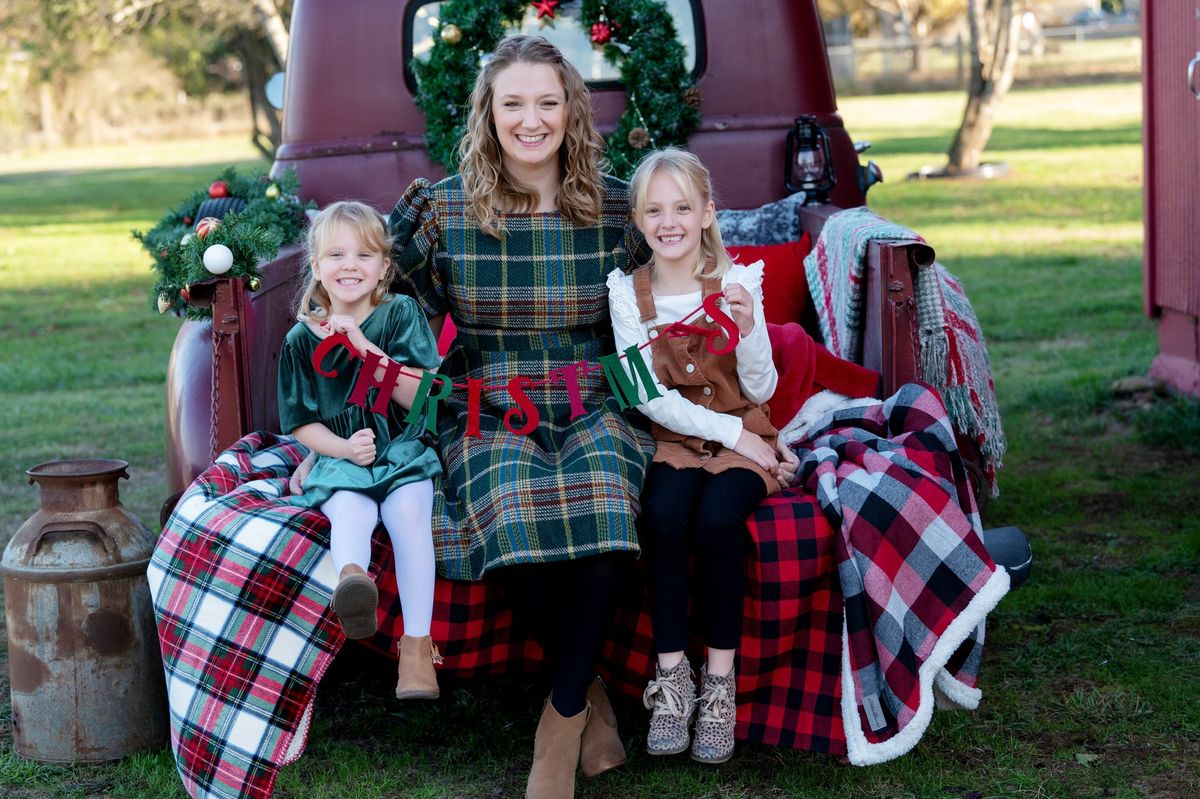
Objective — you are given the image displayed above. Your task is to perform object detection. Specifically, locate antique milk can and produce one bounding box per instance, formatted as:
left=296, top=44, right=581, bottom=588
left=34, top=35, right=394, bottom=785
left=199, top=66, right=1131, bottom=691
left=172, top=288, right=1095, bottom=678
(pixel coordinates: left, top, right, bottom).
left=1, top=459, right=167, bottom=761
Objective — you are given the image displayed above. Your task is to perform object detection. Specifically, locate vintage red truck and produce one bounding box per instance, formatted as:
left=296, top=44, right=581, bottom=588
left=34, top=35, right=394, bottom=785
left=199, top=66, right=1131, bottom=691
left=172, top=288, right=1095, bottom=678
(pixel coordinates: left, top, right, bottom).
left=150, top=0, right=1032, bottom=781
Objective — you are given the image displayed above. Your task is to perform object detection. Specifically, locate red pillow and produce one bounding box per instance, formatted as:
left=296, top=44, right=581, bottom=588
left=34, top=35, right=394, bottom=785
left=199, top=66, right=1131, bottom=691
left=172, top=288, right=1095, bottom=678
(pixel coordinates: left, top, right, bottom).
left=726, top=230, right=813, bottom=326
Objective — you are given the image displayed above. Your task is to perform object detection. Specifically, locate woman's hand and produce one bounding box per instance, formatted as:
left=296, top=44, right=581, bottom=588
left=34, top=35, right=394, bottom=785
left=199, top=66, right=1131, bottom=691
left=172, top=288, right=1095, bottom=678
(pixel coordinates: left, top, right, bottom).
left=733, top=429, right=777, bottom=472
left=343, top=428, right=377, bottom=466
left=723, top=284, right=755, bottom=336
left=774, top=439, right=800, bottom=488
left=289, top=450, right=316, bottom=495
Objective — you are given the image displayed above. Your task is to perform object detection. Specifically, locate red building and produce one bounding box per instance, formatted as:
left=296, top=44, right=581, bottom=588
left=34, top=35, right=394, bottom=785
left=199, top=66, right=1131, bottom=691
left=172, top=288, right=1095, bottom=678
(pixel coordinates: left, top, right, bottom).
left=1144, top=3, right=1200, bottom=395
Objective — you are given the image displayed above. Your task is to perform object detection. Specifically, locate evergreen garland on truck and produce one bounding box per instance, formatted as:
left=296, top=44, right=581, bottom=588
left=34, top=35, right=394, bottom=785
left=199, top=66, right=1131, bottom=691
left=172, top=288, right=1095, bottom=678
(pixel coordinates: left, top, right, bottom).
left=135, top=167, right=313, bottom=320
left=414, top=0, right=700, bottom=178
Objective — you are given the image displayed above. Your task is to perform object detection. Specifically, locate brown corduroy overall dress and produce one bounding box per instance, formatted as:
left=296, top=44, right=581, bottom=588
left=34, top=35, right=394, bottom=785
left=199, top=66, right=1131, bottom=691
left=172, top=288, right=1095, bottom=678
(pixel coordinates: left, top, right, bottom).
left=632, top=266, right=780, bottom=496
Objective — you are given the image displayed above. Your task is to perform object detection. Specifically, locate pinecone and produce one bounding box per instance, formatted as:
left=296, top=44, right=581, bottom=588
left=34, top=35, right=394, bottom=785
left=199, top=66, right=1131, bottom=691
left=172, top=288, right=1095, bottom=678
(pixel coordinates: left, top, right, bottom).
left=628, top=127, right=651, bottom=149
left=683, top=86, right=703, bottom=110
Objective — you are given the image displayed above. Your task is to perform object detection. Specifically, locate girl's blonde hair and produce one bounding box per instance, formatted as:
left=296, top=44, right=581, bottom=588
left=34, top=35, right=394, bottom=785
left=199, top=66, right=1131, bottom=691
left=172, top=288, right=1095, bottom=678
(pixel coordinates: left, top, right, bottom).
left=459, top=35, right=605, bottom=238
left=295, top=201, right=394, bottom=320
left=629, top=147, right=732, bottom=279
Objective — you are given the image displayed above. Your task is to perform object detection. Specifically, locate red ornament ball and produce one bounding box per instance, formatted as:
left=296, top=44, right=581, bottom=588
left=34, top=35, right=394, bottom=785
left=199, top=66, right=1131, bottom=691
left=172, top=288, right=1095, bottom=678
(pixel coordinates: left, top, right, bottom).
left=208, top=180, right=230, bottom=199
left=590, top=22, right=612, bottom=45
left=195, top=216, right=222, bottom=239
left=183, top=216, right=193, bottom=226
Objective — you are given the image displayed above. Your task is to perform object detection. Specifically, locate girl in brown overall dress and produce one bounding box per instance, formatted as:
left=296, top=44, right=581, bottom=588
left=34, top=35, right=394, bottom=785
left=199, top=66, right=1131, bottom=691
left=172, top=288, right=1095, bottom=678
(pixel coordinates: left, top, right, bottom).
left=606, top=148, right=799, bottom=764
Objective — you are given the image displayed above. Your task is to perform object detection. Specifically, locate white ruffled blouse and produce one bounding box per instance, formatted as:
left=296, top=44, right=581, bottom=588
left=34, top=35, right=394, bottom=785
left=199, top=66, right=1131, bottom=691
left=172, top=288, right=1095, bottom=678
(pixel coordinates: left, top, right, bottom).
left=606, top=261, right=777, bottom=449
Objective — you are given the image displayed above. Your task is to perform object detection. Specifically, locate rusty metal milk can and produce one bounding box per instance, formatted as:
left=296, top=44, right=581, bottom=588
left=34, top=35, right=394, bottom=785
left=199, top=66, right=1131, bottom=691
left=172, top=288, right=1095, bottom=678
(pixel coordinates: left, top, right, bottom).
left=1, top=459, right=167, bottom=761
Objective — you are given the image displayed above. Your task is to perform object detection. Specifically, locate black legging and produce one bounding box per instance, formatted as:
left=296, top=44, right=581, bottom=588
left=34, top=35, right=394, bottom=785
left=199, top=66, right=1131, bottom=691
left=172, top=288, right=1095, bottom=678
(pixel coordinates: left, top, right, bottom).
left=498, top=551, right=633, bottom=717
left=637, top=462, right=768, bottom=653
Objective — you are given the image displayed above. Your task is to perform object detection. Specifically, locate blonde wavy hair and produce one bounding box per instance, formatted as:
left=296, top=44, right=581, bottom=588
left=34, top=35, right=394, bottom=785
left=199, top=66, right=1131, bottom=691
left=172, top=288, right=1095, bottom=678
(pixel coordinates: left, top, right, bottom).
left=459, top=35, right=605, bottom=238
left=295, top=201, right=395, bottom=320
left=629, top=147, right=733, bottom=279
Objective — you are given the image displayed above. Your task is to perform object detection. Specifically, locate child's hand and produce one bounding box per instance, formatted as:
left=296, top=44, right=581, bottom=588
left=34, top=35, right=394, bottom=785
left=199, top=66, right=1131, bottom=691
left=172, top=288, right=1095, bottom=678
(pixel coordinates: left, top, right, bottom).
left=343, top=428, right=376, bottom=466
left=774, top=439, right=800, bottom=488
left=732, top=429, right=777, bottom=472
left=723, top=284, right=755, bottom=336
left=325, top=315, right=369, bottom=351
left=289, top=451, right=316, bottom=494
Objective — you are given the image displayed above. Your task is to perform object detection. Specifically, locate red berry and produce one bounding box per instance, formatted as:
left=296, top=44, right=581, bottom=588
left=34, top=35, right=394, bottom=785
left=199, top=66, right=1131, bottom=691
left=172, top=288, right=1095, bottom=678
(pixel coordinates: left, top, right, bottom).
left=208, top=180, right=230, bottom=198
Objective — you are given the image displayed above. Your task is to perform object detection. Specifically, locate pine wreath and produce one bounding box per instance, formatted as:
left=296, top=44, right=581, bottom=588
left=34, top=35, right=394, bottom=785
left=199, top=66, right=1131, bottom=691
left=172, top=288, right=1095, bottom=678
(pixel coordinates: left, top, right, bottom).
left=414, top=0, right=699, bottom=179
left=134, top=166, right=314, bottom=320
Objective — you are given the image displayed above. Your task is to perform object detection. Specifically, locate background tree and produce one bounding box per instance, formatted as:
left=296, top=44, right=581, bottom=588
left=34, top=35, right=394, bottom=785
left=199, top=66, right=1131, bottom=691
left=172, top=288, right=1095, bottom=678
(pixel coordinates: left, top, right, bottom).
left=1, top=0, right=290, bottom=154
left=819, top=0, right=965, bottom=72
left=945, top=0, right=1021, bottom=173
left=113, top=0, right=291, bottom=156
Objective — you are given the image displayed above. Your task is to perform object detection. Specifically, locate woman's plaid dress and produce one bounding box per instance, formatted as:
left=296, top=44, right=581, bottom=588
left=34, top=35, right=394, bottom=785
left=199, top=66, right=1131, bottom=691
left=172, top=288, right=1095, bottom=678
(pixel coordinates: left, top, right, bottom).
left=388, top=175, right=652, bottom=581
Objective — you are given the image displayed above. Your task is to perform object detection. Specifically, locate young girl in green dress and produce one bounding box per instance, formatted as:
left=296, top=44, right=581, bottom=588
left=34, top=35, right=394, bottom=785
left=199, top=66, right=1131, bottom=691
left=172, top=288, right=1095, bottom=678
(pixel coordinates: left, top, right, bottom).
left=277, top=200, right=445, bottom=700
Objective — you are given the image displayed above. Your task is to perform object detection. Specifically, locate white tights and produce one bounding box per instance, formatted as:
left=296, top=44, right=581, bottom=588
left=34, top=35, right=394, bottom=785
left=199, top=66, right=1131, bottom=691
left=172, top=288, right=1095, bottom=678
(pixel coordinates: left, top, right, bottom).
left=322, top=480, right=436, bottom=638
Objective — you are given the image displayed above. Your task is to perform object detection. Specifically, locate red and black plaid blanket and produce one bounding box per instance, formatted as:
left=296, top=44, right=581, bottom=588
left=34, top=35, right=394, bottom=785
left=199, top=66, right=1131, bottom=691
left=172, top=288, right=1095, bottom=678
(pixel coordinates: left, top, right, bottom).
left=148, top=384, right=1002, bottom=799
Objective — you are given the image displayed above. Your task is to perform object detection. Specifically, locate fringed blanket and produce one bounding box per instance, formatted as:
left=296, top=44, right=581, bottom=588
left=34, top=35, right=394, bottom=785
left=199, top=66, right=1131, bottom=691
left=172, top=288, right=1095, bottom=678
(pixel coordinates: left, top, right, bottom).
left=792, top=383, right=1008, bottom=764
left=803, top=205, right=1006, bottom=491
left=149, top=384, right=1002, bottom=798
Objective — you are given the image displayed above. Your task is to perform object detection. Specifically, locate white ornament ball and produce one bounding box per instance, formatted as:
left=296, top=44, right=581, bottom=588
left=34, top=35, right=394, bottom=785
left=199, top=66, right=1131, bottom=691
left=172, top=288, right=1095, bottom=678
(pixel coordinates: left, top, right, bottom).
left=180, top=233, right=193, bottom=247
left=203, top=243, right=235, bottom=275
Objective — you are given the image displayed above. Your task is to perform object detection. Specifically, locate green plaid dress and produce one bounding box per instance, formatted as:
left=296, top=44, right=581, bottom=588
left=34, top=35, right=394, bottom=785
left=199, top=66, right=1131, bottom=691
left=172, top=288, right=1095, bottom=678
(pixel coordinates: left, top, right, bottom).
left=388, top=175, right=652, bottom=581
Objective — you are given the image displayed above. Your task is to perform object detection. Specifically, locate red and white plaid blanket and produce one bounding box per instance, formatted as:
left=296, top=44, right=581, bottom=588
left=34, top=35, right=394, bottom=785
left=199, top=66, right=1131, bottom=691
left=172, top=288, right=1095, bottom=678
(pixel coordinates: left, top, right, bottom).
left=149, top=384, right=1002, bottom=798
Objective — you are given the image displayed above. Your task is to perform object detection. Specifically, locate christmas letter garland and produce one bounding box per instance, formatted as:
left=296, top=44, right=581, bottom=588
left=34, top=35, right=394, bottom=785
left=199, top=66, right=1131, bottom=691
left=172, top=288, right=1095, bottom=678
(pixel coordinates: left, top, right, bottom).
left=414, top=0, right=699, bottom=178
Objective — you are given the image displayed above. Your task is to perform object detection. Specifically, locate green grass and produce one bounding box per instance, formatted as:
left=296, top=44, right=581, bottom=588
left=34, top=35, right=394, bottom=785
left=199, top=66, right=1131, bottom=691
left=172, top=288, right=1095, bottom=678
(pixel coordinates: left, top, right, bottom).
left=1, top=83, right=1198, bottom=798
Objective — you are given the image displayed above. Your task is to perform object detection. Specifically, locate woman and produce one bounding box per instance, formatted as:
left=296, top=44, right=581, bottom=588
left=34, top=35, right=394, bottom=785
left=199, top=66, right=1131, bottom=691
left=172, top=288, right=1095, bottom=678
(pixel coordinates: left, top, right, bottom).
left=388, top=35, right=651, bottom=799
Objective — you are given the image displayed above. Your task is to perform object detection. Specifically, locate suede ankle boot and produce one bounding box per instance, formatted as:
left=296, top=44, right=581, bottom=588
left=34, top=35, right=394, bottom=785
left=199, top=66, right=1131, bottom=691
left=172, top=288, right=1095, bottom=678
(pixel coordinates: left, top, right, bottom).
left=580, top=677, right=626, bottom=777
left=691, top=665, right=737, bottom=764
left=642, top=658, right=696, bottom=755
left=394, top=634, right=442, bottom=700
left=331, top=568, right=378, bottom=640
left=525, top=697, right=589, bottom=799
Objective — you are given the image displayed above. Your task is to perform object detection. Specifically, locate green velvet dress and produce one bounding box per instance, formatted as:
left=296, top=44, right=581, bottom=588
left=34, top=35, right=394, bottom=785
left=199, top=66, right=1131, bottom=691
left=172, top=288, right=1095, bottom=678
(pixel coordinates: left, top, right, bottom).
left=277, top=295, right=443, bottom=509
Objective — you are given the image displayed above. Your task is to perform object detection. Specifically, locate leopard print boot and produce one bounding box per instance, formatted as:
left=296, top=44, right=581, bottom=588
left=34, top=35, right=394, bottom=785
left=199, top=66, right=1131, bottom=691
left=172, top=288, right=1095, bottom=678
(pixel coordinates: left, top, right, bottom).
left=642, top=658, right=696, bottom=755
left=691, top=665, right=736, bottom=764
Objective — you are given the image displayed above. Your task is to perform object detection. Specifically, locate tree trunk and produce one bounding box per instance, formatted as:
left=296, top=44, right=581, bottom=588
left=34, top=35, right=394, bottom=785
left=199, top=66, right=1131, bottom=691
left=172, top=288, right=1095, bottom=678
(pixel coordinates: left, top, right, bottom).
left=251, top=0, right=290, bottom=66
left=239, top=33, right=283, bottom=158
left=911, top=18, right=930, bottom=73
left=946, top=0, right=1022, bottom=173
left=37, top=81, right=62, bottom=147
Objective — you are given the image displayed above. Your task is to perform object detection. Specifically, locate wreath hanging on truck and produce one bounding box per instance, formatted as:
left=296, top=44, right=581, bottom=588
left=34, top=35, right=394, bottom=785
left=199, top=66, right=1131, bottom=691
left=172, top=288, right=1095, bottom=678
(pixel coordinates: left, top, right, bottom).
left=415, top=0, right=701, bottom=179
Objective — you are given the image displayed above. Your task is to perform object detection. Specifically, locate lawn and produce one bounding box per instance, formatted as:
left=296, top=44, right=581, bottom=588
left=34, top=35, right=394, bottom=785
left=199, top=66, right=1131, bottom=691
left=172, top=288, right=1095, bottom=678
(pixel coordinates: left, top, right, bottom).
left=1, top=82, right=1197, bottom=798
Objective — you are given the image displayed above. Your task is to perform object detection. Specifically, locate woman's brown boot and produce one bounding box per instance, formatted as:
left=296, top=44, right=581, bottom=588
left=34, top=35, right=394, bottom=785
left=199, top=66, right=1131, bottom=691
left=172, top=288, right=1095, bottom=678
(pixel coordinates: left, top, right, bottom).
left=580, top=677, right=626, bottom=777
left=395, top=634, right=442, bottom=700
left=525, top=698, right=590, bottom=799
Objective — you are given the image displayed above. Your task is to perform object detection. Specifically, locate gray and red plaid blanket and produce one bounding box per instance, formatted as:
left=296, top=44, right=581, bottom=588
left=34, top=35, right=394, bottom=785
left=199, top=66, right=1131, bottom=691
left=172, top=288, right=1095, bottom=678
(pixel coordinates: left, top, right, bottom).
left=148, top=383, right=1003, bottom=799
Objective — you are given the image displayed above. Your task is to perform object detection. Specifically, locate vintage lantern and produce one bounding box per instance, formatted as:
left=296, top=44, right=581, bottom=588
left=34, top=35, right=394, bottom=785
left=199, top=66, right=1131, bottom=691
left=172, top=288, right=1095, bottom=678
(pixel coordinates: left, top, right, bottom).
left=784, top=115, right=835, bottom=203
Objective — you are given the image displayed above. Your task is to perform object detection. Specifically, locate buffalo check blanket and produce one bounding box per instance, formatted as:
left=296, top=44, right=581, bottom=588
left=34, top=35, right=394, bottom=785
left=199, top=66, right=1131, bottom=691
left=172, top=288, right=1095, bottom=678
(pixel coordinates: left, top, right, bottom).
left=790, top=383, right=1009, bottom=765
left=149, top=384, right=1004, bottom=799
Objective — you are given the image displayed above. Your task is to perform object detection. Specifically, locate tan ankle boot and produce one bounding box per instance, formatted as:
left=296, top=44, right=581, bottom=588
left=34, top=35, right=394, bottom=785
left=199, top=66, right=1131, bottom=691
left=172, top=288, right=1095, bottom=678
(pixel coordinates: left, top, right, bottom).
left=332, top=567, right=378, bottom=640
left=395, top=634, right=442, bottom=700
left=580, top=677, right=626, bottom=777
left=525, top=698, right=589, bottom=799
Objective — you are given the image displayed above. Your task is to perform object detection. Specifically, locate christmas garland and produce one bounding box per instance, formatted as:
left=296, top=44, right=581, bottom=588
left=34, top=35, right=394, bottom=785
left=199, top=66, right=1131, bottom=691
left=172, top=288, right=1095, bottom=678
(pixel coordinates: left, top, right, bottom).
left=135, top=166, right=314, bottom=320
left=414, top=0, right=700, bottom=179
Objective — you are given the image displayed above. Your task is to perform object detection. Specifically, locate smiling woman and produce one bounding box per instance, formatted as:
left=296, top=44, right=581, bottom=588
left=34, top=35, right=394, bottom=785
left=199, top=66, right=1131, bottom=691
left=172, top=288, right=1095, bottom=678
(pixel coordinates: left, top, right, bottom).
left=383, top=34, right=652, bottom=798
